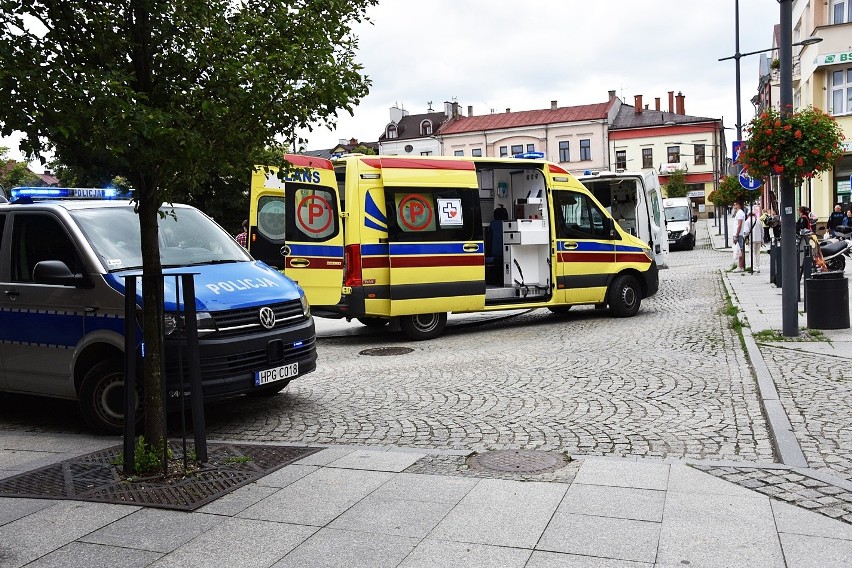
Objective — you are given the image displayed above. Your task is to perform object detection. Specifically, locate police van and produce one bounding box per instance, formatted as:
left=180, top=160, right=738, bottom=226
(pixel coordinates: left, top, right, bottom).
left=0, top=188, right=317, bottom=433
left=249, top=154, right=659, bottom=340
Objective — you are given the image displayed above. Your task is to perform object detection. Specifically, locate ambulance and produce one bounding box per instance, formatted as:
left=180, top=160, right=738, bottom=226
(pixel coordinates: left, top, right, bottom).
left=0, top=188, right=317, bottom=433
left=249, top=154, right=659, bottom=340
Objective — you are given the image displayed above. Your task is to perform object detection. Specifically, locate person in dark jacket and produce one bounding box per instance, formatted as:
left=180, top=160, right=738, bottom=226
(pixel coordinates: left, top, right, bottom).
left=827, top=204, right=845, bottom=237
left=796, top=206, right=813, bottom=235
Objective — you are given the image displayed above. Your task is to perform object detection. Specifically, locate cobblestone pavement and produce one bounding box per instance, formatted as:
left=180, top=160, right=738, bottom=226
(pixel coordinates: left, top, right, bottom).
left=199, top=230, right=776, bottom=463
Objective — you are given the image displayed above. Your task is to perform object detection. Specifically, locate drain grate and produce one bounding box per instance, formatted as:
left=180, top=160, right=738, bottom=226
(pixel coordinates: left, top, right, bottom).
left=467, top=450, right=568, bottom=475
left=0, top=442, right=321, bottom=511
left=359, top=346, right=414, bottom=356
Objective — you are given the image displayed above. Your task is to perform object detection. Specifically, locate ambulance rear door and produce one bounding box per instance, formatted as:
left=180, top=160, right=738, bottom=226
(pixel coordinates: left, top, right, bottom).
left=251, top=156, right=344, bottom=306
left=381, top=158, right=485, bottom=316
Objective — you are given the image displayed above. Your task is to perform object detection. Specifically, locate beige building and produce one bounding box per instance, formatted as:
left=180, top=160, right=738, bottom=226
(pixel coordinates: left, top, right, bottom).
left=755, top=1, right=852, bottom=220
left=434, top=95, right=620, bottom=175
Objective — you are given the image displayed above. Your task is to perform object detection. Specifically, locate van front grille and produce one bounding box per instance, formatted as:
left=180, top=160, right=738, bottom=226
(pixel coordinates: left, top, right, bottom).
left=211, top=300, right=306, bottom=337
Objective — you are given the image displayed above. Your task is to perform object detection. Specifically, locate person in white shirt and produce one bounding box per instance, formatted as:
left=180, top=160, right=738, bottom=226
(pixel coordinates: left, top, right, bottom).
left=742, top=210, right=763, bottom=273
left=732, top=201, right=746, bottom=271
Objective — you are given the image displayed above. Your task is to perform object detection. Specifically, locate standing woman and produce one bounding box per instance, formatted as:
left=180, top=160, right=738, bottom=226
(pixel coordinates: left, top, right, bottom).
left=796, top=206, right=813, bottom=235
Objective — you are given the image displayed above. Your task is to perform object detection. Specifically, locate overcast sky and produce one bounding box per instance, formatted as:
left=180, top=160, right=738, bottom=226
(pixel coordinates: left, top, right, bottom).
left=3, top=0, right=780, bottom=170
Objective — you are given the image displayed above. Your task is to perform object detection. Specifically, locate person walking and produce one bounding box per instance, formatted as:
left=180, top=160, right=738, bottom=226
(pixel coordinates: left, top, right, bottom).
left=827, top=204, right=845, bottom=237
left=732, top=200, right=746, bottom=272
left=235, top=219, right=248, bottom=248
left=742, top=210, right=763, bottom=272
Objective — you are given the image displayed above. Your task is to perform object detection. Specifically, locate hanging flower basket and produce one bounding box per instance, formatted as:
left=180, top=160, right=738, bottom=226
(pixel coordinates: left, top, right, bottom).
left=738, top=106, right=845, bottom=186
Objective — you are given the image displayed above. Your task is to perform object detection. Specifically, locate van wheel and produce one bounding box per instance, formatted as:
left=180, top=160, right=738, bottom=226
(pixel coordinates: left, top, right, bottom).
left=357, top=317, right=388, bottom=328
left=607, top=275, right=641, bottom=317
left=246, top=380, right=291, bottom=398
left=79, top=359, right=142, bottom=434
left=400, top=313, right=447, bottom=340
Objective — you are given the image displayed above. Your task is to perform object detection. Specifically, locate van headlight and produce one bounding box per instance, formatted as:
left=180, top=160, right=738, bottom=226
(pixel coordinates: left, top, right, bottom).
left=163, top=312, right=217, bottom=337
left=300, top=294, right=311, bottom=318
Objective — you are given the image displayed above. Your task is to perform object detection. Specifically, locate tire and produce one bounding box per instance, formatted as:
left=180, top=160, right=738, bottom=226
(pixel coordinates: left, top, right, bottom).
left=245, top=380, right=291, bottom=398
left=400, top=312, right=447, bottom=341
left=607, top=275, right=641, bottom=318
left=78, top=359, right=142, bottom=434
left=548, top=306, right=572, bottom=315
left=357, top=317, right=389, bottom=328
left=688, top=234, right=696, bottom=250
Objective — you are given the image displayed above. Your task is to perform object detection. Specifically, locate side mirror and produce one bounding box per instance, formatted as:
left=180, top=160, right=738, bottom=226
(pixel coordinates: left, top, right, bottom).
left=32, top=260, right=91, bottom=287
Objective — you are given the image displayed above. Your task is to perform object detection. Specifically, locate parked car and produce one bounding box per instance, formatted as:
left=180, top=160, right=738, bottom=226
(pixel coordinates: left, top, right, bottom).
left=663, top=197, right=697, bottom=250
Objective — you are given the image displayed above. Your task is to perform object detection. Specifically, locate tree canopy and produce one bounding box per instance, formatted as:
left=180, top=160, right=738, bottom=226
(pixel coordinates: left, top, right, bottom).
left=663, top=169, right=688, bottom=198
left=0, top=0, right=377, bottom=444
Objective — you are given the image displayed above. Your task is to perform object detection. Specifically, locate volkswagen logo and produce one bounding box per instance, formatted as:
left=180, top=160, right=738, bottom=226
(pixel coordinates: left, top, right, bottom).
left=259, top=306, right=276, bottom=329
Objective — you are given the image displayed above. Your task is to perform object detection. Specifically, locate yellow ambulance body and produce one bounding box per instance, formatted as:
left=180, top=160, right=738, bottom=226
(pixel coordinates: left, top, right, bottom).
left=250, top=154, right=659, bottom=340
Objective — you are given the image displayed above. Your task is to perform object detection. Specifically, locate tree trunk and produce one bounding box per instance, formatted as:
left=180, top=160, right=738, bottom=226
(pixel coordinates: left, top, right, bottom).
left=138, top=192, right=165, bottom=448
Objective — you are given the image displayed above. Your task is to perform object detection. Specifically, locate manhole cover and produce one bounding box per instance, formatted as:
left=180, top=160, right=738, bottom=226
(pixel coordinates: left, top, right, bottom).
left=359, top=347, right=414, bottom=356
left=468, top=450, right=567, bottom=475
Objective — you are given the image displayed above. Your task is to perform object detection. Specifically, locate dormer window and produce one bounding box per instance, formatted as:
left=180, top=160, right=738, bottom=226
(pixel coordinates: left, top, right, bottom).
left=386, top=124, right=398, bottom=139
left=420, top=120, right=433, bottom=136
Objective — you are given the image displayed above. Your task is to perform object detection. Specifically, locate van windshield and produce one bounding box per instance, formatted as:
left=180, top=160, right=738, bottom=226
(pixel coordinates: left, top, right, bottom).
left=70, top=206, right=251, bottom=271
left=664, top=206, right=691, bottom=223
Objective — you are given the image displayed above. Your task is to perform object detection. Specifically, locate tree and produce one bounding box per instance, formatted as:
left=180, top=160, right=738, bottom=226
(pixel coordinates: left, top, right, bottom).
left=0, top=0, right=376, bottom=448
left=1, top=147, right=40, bottom=191
left=663, top=169, right=688, bottom=198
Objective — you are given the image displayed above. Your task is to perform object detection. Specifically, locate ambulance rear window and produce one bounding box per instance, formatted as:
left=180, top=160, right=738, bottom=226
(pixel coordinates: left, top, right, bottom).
left=385, top=187, right=481, bottom=243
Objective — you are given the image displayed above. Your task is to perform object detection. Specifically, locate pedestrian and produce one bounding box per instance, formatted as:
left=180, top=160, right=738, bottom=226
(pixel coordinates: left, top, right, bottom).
left=235, top=219, right=248, bottom=248
left=843, top=208, right=852, bottom=228
left=742, top=211, right=763, bottom=272
left=732, top=200, right=746, bottom=271
left=796, top=206, right=813, bottom=235
left=827, top=204, right=845, bottom=237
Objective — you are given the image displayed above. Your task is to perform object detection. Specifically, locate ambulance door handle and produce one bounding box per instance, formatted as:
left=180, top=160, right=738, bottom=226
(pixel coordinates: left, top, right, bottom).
left=463, top=243, right=479, bottom=252
left=289, top=258, right=310, bottom=267
left=564, top=242, right=579, bottom=250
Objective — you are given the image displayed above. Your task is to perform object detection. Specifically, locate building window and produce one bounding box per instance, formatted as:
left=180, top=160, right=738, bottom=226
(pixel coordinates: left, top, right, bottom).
left=615, top=150, right=627, bottom=170
left=386, top=124, right=398, bottom=139
left=559, top=141, right=570, bottom=162
left=579, top=139, right=591, bottom=161
left=667, top=146, right=680, bottom=163
left=831, top=68, right=852, bottom=115
left=832, top=0, right=851, bottom=24
left=420, top=120, right=432, bottom=136
left=694, top=144, right=706, bottom=165
left=472, top=148, right=482, bottom=157
left=642, top=148, right=653, bottom=169
left=511, top=144, right=523, bottom=155
left=526, top=144, right=535, bottom=153
left=454, top=150, right=464, bottom=156
left=421, top=151, right=432, bottom=156
left=499, top=146, right=508, bottom=157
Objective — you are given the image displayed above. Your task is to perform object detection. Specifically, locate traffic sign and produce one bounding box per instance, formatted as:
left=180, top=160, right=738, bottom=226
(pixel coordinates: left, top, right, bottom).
left=739, top=168, right=762, bottom=190
left=732, top=141, right=743, bottom=163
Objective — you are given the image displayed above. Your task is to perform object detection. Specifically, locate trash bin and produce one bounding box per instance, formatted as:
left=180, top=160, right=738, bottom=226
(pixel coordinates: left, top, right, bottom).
left=806, top=273, right=850, bottom=329
left=770, top=240, right=782, bottom=286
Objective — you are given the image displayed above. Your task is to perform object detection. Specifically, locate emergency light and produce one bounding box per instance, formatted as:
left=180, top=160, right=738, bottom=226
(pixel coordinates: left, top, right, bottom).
left=513, top=152, right=545, bottom=159
left=10, top=187, right=126, bottom=201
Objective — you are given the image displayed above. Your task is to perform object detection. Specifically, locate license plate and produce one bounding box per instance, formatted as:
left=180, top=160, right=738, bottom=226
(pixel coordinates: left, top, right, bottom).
left=255, top=362, right=299, bottom=386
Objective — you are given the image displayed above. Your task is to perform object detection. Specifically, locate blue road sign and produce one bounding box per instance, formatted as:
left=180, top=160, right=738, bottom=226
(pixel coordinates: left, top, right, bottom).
left=732, top=141, right=743, bottom=163
left=739, top=168, right=762, bottom=190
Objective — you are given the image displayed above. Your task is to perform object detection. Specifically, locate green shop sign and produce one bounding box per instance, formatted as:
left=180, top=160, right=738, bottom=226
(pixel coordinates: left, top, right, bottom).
left=816, top=51, right=852, bottom=66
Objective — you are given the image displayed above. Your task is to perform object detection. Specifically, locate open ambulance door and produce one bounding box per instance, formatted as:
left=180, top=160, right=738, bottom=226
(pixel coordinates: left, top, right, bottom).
left=250, top=156, right=344, bottom=307
left=381, top=158, right=486, bottom=318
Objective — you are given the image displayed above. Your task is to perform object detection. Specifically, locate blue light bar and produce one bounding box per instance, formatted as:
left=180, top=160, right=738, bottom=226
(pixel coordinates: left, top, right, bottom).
left=512, top=152, right=545, bottom=160
left=11, top=187, right=123, bottom=201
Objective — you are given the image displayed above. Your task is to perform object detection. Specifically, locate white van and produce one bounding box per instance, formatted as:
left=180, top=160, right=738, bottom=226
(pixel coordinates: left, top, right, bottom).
left=576, top=170, right=669, bottom=268
left=663, top=197, right=697, bottom=250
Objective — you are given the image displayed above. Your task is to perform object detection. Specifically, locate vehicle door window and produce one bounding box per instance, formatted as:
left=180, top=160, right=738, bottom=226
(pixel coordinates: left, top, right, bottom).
left=386, top=187, right=482, bottom=242
left=11, top=214, right=83, bottom=282
left=554, top=191, right=613, bottom=240
left=286, top=185, right=339, bottom=241
left=0, top=213, right=6, bottom=251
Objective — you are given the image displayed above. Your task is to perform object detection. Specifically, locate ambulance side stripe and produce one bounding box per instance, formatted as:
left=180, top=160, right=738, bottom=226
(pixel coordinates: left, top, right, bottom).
left=389, top=243, right=483, bottom=255
left=365, top=192, right=387, bottom=224
left=286, top=244, right=344, bottom=257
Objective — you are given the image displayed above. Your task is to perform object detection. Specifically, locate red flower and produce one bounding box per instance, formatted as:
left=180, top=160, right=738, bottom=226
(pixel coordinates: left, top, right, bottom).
left=796, top=157, right=804, bottom=166
left=762, top=160, right=769, bottom=166
left=773, top=164, right=785, bottom=173
left=765, top=129, right=773, bottom=135
left=812, top=148, right=820, bottom=154
left=784, top=124, right=792, bottom=131
left=795, top=130, right=802, bottom=139
left=774, top=119, right=782, bottom=127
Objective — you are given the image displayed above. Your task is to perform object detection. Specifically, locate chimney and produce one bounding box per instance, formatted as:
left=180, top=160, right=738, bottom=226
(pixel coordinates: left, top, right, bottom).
left=551, top=100, right=558, bottom=110
left=444, top=101, right=453, bottom=116
left=668, top=91, right=675, bottom=114
left=676, top=91, right=685, bottom=115
left=608, top=89, right=617, bottom=100
left=505, top=108, right=511, bottom=113
left=634, top=95, right=643, bottom=114
left=349, top=138, right=358, bottom=146
left=338, top=138, right=348, bottom=145
left=468, top=105, right=474, bottom=117
left=655, top=97, right=661, bottom=111
left=452, top=102, right=459, bottom=118
left=645, top=104, right=649, bottom=110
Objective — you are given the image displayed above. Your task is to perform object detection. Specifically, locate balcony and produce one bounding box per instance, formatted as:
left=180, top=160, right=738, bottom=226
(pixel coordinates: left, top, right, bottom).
left=770, top=55, right=802, bottom=84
